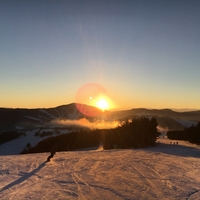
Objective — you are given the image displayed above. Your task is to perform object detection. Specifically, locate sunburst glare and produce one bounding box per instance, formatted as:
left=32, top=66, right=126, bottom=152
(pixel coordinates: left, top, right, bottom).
left=96, top=98, right=109, bottom=111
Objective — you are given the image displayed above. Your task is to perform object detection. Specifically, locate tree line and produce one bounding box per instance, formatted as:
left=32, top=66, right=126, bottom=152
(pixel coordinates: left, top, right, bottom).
left=167, top=122, right=200, bottom=145
left=0, top=131, right=26, bottom=145
left=21, top=117, right=159, bottom=154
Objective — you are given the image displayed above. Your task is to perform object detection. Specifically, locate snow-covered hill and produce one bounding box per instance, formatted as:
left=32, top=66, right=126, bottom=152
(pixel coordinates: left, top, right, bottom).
left=1, top=138, right=200, bottom=200
left=1, top=104, right=200, bottom=132
left=0, top=129, right=70, bottom=155
left=0, top=103, right=89, bottom=132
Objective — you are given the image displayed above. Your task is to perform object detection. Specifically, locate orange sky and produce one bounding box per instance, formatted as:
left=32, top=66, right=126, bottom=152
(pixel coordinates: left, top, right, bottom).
left=1, top=1, right=200, bottom=110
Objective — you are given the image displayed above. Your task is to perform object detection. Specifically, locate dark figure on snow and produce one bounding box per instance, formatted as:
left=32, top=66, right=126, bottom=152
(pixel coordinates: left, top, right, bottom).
left=47, top=143, right=58, bottom=162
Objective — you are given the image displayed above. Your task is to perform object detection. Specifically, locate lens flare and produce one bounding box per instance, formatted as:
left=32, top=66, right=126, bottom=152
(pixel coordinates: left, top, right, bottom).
left=75, top=83, right=110, bottom=116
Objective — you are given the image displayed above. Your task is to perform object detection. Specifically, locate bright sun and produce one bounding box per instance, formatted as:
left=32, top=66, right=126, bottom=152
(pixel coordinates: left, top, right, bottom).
left=96, top=98, right=109, bottom=111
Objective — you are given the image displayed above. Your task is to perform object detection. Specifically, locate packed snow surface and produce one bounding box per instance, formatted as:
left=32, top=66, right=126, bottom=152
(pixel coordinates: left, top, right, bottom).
left=1, top=138, right=200, bottom=200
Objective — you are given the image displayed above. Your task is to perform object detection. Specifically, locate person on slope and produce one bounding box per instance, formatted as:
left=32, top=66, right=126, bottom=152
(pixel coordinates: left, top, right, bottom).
left=47, top=143, right=58, bottom=162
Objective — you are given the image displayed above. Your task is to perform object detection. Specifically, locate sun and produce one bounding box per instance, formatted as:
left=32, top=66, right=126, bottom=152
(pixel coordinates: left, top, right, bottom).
left=75, top=83, right=115, bottom=115
left=96, top=98, right=109, bottom=111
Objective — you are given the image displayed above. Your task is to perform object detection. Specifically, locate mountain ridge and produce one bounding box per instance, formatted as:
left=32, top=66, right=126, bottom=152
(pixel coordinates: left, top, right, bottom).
left=0, top=103, right=200, bottom=132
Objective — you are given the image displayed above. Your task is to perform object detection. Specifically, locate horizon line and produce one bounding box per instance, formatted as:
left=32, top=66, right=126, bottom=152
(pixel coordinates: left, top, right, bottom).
left=0, top=103, right=199, bottom=112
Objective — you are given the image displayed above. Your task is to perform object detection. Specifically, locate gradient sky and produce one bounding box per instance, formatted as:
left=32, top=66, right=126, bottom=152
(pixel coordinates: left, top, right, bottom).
left=1, top=0, right=200, bottom=110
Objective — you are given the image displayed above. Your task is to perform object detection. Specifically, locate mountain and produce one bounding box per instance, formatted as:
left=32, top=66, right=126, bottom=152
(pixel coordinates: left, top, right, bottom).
left=0, top=103, right=200, bottom=132
left=0, top=104, right=200, bottom=155
left=0, top=103, right=103, bottom=132
left=106, top=108, right=200, bottom=130
left=107, top=108, right=200, bottom=121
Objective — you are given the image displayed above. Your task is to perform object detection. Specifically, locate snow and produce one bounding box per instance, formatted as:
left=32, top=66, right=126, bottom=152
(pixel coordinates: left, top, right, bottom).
left=54, top=108, right=62, bottom=118
left=24, top=116, right=43, bottom=122
left=1, top=138, right=200, bottom=199
left=0, top=130, right=45, bottom=155
left=15, top=126, right=24, bottom=130
left=0, top=129, right=71, bottom=155
left=39, top=109, right=56, bottom=119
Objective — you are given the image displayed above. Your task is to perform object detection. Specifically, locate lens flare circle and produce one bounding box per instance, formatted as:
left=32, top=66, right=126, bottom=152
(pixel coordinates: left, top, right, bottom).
left=75, top=83, right=108, bottom=116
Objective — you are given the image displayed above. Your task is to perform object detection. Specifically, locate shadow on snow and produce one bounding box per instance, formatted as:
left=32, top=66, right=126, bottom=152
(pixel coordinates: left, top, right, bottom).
left=144, top=143, right=200, bottom=158
left=0, top=162, right=46, bottom=192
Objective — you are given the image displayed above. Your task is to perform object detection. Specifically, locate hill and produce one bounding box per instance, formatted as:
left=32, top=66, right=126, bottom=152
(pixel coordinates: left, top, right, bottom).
left=1, top=103, right=200, bottom=155
left=0, top=103, right=103, bottom=132
left=0, top=103, right=200, bottom=132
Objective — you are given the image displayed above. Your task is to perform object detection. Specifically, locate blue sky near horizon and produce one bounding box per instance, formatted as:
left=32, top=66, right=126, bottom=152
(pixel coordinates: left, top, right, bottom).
left=1, top=0, right=200, bottom=110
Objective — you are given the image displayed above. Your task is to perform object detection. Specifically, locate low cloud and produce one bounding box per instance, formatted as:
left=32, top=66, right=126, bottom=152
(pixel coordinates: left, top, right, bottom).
left=50, top=118, right=121, bottom=130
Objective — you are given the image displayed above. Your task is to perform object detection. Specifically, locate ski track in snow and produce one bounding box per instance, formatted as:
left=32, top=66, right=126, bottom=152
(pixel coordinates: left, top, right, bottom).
left=0, top=138, right=200, bottom=200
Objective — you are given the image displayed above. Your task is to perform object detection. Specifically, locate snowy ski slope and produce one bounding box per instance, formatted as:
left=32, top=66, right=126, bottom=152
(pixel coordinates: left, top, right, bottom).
left=1, top=138, right=200, bottom=200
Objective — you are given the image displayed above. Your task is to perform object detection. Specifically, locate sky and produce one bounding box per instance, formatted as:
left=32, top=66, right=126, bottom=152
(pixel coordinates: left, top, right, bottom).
left=1, top=0, right=200, bottom=110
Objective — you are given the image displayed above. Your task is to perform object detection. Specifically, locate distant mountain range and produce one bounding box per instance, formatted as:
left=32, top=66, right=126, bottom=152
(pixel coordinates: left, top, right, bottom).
left=0, top=103, right=200, bottom=132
